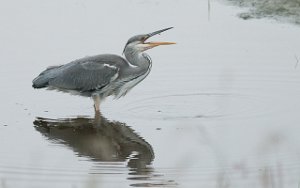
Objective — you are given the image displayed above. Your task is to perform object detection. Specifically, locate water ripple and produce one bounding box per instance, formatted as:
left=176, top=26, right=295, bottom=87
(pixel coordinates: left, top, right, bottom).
left=120, top=93, right=276, bottom=120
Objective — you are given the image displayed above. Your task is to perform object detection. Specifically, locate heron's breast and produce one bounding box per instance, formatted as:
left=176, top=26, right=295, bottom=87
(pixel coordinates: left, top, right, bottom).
left=113, top=66, right=152, bottom=98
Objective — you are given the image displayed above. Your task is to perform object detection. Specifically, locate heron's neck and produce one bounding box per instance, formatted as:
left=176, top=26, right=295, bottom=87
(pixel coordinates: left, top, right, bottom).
left=124, top=49, right=151, bottom=71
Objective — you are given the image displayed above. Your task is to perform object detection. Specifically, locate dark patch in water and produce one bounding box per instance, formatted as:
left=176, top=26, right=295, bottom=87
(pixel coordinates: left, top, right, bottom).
left=226, top=0, right=300, bottom=25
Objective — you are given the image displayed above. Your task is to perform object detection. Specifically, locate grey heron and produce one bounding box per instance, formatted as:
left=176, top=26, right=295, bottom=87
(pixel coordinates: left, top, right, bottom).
left=32, top=27, right=175, bottom=112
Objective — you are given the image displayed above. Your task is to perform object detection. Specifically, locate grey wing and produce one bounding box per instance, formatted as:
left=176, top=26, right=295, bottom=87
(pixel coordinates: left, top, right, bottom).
left=49, top=61, right=119, bottom=91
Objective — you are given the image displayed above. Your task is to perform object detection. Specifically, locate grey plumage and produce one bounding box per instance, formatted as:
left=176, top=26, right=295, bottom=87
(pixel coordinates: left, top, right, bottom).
left=32, top=27, right=174, bottom=112
left=33, top=54, right=149, bottom=98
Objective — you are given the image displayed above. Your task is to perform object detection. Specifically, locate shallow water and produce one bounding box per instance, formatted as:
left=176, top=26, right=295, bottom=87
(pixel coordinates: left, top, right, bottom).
left=1, top=0, right=300, bottom=187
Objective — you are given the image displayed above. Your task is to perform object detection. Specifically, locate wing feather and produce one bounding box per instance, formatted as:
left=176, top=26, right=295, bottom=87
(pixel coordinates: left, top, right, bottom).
left=49, top=61, right=119, bottom=91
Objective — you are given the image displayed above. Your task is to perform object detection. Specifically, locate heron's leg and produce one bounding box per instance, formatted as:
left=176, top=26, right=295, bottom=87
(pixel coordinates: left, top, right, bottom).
left=92, top=94, right=101, bottom=112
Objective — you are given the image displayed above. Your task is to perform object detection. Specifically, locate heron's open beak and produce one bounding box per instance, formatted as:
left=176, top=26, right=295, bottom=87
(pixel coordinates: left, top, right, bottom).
left=144, top=27, right=176, bottom=47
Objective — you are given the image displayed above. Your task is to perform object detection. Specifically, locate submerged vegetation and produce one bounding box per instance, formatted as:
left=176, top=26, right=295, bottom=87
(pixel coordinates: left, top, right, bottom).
left=226, top=0, right=300, bottom=24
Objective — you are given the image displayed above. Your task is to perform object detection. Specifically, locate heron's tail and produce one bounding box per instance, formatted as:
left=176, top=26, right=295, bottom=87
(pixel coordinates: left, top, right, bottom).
left=32, top=75, right=49, bottom=88
left=32, top=65, right=62, bottom=89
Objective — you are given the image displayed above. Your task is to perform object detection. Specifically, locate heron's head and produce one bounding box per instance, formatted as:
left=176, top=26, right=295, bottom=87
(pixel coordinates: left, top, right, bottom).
left=123, top=27, right=175, bottom=54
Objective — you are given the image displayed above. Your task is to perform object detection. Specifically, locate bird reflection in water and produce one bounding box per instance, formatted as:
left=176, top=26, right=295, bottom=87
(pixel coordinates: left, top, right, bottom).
left=33, top=112, right=154, bottom=173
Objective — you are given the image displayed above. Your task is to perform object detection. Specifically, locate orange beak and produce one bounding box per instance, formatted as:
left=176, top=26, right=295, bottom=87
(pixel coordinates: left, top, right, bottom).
left=145, top=41, right=176, bottom=47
